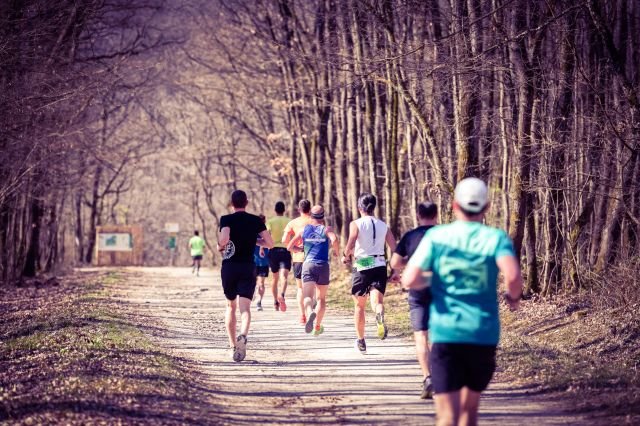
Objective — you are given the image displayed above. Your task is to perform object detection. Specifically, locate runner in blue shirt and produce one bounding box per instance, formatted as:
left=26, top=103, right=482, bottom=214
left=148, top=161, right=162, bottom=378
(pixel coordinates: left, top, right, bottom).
left=253, top=214, right=269, bottom=311
left=401, top=178, right=523, bottom=426
left=287, top=205, right=339, bottom=336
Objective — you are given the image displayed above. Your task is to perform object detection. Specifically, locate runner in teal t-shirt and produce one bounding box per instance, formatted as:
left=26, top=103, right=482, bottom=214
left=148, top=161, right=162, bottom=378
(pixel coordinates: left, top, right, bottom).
left=189, top=231, right=205, bottom=277
left=402, top=178, right=523, bottom=426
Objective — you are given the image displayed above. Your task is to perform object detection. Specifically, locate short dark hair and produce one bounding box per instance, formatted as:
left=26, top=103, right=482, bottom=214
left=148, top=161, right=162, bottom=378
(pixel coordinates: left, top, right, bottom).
left=231, top=190, right=248, bottom=208
left=194, top=230, right=199, bottom=236
left=417, top=201, right=437, bottom=220
left=298, top=199, right=311, bottom=214
left=357, top=193, right=377, bottom=214
left=275, top=201, right=286, bottom=214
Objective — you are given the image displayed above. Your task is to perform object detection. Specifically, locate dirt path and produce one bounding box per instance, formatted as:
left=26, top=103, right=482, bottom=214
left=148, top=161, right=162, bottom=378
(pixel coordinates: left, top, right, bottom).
left=111, top=267, right=581, bottom=425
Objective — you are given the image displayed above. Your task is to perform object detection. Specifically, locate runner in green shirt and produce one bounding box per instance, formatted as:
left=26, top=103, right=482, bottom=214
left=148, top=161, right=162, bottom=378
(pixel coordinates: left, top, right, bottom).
left=189, top=230, right=205, bottom=277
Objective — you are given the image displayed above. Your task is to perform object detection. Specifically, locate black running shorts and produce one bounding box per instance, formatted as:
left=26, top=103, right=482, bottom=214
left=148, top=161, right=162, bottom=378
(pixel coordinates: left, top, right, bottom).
left=351, top=266, right=388, bottom=296
left=268, top=247, right=292, bottom=273
left=221, top=262, right=257, bottom=300
left=430, top=343, right=497, bottom=393
left=192, top=255, right=203, bottom=261
left=408, top=287, right=432, bottom=332
left=255, top=265, right=269, bottom=278
left=292, top=262, right=303, bottom=280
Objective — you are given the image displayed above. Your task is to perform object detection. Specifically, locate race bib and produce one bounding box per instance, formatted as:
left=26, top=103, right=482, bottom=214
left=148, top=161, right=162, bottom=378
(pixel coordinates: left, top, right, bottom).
left=355, top=256, right=375, bottom=271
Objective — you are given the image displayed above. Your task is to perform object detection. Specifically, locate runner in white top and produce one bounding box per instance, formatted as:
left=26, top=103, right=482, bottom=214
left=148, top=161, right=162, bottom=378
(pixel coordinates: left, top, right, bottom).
left=342, top=193, right=399, bottom=354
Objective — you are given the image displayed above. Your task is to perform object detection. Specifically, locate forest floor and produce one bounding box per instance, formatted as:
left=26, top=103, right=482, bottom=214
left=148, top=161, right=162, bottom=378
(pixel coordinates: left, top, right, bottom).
left=0, top=267, right=636, bottom=425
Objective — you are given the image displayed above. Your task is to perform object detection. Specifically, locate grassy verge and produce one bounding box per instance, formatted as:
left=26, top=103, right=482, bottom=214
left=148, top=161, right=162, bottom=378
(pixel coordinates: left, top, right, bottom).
left=0, top=270, right=217, bottom=425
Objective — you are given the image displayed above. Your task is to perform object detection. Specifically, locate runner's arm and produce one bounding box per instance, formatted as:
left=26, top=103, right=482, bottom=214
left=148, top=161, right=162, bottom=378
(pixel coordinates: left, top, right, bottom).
left=401, top=264, right=428, bottom=290
left=281, top=223, right=293, bottom=245
left=497, top=255, right=523, bottom=310
left=385, top=228, right=397, bottom=252
left=342, top=221, right=358, bottom=258
left=389, top=253, right=407, bottom=270
left=286, top=231, right=303, bottom=253
left=257, top=230, right=274, bottom=249
left=327, top=229, right=340, bottom=257
left=217, top=227, right=230, bottom=251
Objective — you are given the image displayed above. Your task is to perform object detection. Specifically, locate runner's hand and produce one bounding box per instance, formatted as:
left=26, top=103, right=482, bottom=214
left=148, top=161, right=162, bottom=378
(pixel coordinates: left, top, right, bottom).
left=502, top=293, right=520, bottom=311
left=341, top=255, right=351, bottom=265
left=389, top=269, right=401, bottom=283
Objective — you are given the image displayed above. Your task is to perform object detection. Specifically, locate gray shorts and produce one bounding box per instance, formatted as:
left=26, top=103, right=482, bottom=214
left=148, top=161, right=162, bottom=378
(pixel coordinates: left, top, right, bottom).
left=301, top=262, right=330, bottom=285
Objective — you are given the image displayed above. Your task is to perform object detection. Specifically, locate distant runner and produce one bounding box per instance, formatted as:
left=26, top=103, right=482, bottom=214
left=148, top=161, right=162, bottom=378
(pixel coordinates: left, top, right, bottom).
left=282, top=199, right=313, bottom=324
left=390, top=202, right=438, bottom=399
left=189, top=230, right=205, bottom=277
left=254, top=214, right=269, bottom=312
left=342, top=193, right=399, bottom=354
left=287, top=205, right=339, bottom=336
left=266, top=201, right=292, bottom=312
left=217, top=190, right=274, bottom=362
left=402, top=178, right=523, bottom=426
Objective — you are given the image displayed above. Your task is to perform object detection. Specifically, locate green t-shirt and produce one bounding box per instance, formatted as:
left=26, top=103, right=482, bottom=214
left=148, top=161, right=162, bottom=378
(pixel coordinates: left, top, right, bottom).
left=408, top=221, right=516, bottom=345
left=267, top=216, right=290, bottom=248
left=189, top=236, right=205, bottom=256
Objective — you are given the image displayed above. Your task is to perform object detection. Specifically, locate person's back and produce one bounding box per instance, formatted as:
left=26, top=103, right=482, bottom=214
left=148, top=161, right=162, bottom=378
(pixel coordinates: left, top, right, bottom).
left=220, top=211, right=264, bottom=263
left=302, top=224, right=330, bottom=264
left=189, top=235, right=205, bottom=256
left=353, top=216, right=388, bottom=270
left=420, top=221, right=514, bottom=345
left=267, top=215, right=290, bottom=248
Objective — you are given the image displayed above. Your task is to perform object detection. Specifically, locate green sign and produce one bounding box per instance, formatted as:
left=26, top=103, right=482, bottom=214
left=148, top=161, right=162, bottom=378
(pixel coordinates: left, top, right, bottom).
left=168, top=235, right=176, bottom=249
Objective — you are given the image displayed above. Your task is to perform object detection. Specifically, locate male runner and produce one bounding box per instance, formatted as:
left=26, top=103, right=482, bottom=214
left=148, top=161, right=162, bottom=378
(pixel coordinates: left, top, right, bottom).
left=189, top=230, right=205, bottom=276
left=402, top=178, right=523, bottom=426
left=282, top=199, right=313, bottom=324
left=342, top=193, right=399, bottom=354
left=254, top=214, right=269, bottom=311
left=266, top=201, right=291, bottom=311
left=390, top=202, right=438, bottom=399
left=286, top=205, right=339, bottom=336
left=217, top=190, right=274, bottom=362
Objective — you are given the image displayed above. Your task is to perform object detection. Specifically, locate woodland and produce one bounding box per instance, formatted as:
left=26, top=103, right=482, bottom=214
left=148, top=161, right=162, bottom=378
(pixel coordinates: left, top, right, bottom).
left=1, top=0, right=639, bottom=302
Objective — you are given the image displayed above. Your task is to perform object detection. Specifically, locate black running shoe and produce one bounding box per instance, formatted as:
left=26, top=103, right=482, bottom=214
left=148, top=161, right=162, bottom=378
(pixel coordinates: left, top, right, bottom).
left=356, top=338, right=367, bottom=354
left=421, top=376, right=434, bottom=399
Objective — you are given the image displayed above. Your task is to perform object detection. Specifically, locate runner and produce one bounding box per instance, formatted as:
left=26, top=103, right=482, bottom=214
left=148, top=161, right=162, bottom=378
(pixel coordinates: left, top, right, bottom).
left=282, top=199, right=313, bottom=324
left=266, top=201, right=292, bottom=312
left=401, top=178, right=523, bottom=426
left=217, top=190, right=274, bottom=362
left=189, top=230, right=205, bottom=277
left=390, top=202, right=438, bottom=399
left=286, top=205, right=339, bottom=336
left=342, top=193, right=399, bottom=354
left=254, top=214, right=269, bottom=312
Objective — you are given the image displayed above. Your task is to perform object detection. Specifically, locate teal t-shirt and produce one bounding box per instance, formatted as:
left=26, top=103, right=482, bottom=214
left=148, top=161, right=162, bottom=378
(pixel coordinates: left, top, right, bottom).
left=408, top=221, right=516, bottom=345
left=189, top=236, right=205, bottom=256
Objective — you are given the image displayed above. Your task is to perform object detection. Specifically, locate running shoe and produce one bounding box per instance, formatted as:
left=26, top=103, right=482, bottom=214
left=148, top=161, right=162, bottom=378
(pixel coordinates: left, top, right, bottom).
left=274, top=301, right=280, bottom=311
left=355, top=338, right=367, bottom=354
left=299, top=314, right=307, bottom=324
left=376, top=313, right=388, bottom=340
left=305, top=312, right=317, bottom=334
left=256, top=301, right=263, bottom=311
left=421, top=376, right=434, bottom=399
left=278, top=294, right=287, bottom=312
left=313, top=325, right=324, bottom=336
left=233, top=335, right=247, bottom=362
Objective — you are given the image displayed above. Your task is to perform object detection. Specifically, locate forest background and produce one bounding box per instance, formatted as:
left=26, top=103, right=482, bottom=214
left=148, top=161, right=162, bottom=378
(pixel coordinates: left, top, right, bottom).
left=1, top=0, right=639, bottom=303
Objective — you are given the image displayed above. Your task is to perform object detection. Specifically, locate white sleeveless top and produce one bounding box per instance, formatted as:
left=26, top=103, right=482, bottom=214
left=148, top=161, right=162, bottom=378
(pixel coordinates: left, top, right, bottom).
left=353, top=216, right=388, bottom=270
